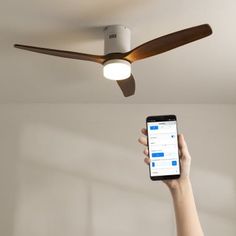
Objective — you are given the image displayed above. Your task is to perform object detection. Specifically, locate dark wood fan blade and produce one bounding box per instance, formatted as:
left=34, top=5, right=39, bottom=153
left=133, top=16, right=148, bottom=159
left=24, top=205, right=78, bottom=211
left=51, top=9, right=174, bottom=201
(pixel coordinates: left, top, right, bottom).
left=124, top=24, right=212, bottom=62
left=14, top=44, right=106, bottom=64
left=116, top=74, right=135, bottom=97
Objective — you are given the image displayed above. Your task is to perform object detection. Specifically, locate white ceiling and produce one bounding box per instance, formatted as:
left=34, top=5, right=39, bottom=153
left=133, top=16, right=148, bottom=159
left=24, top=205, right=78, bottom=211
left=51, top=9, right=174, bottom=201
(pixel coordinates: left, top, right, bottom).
left=1, top=0, right=236, bottom=103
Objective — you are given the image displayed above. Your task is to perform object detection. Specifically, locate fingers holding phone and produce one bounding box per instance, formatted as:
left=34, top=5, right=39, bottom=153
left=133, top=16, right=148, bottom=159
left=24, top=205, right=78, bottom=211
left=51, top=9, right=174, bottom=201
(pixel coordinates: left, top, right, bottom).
left=138, top=116, right=191, bottom=186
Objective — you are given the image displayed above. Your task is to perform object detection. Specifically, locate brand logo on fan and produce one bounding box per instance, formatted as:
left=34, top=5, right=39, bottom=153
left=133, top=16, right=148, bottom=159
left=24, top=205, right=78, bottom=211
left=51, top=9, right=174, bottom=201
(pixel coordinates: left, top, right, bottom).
left=109, top=34, right=117, bottom=39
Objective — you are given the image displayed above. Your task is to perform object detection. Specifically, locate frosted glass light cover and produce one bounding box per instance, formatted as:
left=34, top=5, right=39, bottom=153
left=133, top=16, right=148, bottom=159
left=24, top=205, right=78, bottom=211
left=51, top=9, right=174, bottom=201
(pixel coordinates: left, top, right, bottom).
left=103, top=59, right=131, bottom=80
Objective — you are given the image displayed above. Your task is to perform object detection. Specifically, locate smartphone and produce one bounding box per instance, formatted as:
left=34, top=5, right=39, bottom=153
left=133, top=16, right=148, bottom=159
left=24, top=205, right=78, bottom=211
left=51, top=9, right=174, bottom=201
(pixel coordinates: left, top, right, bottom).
left=146, top=115, right=180, bottom=181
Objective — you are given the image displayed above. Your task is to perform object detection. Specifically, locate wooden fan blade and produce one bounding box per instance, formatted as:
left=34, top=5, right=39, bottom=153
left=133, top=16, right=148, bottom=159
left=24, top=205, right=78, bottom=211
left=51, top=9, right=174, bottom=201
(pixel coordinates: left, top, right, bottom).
left=124, top=24, right=212, bottom=62
left=14, top=44, right=106, bottom=64
left=116, top=74, right=135, bottom=97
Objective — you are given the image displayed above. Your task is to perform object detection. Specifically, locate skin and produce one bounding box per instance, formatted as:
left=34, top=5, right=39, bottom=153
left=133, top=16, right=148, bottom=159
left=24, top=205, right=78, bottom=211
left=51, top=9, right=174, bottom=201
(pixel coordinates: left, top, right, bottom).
left=138, top=128, right=204, bottom=236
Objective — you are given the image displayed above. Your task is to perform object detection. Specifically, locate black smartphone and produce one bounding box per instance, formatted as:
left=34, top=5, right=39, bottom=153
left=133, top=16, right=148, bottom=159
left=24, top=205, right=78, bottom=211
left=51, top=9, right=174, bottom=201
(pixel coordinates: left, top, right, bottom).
left=146, top=115, right=181, bottom=181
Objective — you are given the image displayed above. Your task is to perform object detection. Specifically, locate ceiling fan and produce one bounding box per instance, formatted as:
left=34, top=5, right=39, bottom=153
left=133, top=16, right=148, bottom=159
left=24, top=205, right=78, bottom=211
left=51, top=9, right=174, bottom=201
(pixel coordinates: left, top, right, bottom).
left=14, top=24, right=212, bottom=97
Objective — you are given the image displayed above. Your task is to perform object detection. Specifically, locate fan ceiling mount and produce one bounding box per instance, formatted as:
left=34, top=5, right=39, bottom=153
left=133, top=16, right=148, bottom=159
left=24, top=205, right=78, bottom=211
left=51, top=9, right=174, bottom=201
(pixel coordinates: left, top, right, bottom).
left=14, top=24, right=212, bottom=97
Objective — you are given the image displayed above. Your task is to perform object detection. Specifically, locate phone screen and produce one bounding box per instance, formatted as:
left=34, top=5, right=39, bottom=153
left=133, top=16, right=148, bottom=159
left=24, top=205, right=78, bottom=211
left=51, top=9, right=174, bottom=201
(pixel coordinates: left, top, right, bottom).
left=147, top=118, right=180, bottom=179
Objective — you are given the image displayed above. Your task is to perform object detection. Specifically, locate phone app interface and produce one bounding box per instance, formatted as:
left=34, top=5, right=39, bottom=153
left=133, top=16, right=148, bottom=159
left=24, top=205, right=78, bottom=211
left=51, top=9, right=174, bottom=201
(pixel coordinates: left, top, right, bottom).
left=147, top=121, right=180, bottom=177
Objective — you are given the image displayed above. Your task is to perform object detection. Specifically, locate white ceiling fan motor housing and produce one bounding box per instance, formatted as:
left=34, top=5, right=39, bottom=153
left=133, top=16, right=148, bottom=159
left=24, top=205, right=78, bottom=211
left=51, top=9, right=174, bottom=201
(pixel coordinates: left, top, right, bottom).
left=104, top=25, right=131, bottom=54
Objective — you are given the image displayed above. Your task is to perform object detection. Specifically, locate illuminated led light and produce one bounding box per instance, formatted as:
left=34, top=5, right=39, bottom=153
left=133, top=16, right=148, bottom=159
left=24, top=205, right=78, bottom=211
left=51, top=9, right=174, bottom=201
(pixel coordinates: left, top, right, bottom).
left=103, top=59, right=131, bottom=80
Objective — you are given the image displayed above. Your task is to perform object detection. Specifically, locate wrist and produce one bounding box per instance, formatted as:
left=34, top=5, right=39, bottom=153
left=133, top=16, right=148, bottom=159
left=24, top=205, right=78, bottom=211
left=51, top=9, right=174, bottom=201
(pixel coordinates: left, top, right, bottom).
left=168, top=177, right=192, bottom=196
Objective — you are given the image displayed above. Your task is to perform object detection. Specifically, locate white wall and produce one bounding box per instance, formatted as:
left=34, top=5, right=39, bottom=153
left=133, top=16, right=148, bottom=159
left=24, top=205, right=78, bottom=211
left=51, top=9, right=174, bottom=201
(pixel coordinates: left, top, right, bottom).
left=0, top=104, right=235, bottom=236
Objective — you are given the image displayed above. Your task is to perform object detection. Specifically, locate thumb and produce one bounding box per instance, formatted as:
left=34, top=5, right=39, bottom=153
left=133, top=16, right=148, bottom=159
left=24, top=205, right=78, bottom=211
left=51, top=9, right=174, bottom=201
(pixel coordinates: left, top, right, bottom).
left=178, top=134, right=190, bottom=160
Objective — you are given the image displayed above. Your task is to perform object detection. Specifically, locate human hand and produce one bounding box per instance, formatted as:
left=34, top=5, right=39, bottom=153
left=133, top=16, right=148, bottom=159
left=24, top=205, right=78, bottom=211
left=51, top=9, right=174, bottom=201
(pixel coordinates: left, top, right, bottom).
left=138, top=128, right=191, bottom=190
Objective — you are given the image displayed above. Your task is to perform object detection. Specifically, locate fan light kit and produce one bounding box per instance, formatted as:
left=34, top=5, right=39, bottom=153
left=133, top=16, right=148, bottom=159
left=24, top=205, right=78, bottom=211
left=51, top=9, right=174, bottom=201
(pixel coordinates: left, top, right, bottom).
left=14, top=24, right=212, bottom=97
left=103, top=59, right=131, bottom=80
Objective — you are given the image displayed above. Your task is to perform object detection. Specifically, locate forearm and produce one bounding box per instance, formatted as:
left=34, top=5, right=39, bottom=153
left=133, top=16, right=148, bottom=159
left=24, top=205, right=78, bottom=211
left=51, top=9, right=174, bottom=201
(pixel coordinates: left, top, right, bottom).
left=169, top=178, right=204, bottom=236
